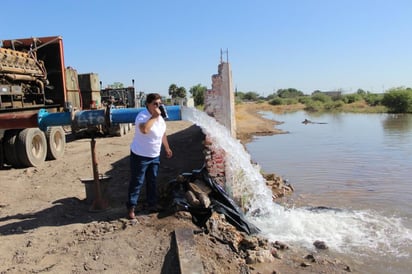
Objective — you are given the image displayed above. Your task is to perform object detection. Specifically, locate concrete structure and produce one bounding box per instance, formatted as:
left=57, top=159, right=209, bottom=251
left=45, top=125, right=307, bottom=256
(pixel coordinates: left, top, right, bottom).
left=203, top=57, right=237, bottom=191
left=171, top=97, right=194, bottom=107
left=204, top=61, right=236, bottom=138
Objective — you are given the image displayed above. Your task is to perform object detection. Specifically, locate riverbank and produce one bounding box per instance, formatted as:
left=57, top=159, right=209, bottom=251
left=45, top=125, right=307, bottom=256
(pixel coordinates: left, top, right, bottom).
left=235, top=102, right=305, bottom=143
left=0, top=105, right=352, bottom=274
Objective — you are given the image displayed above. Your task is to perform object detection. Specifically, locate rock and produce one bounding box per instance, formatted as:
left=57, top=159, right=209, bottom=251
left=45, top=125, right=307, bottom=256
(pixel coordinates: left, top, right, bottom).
left=263, top=173, right=294, bottom=199
left=239, top=235, right=259, bottom=250
left=273, top=241, right=289, bottom=250
left=271, top=248, right=282, bottom=259
left=192, top=179, right=212, bottom=194
left=187, top=180, right=211, bottom=208
left=185, top=190, right=200, bottom=207
left=246, top=250, right=275, bottom=264
left=197, top=192, right=211, bottom=208
left=313, top=240, right=328, bottom=250
left=304, top=254, right=316, bottom=262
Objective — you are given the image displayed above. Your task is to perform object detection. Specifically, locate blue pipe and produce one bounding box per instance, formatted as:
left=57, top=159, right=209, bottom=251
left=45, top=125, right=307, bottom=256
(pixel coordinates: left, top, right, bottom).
left=73, top=109, right=106, bottom=128
left=110, top=107, right=145, bottom=124
left=37, top=105, right=182, bottom=131
left=38, top=109, right=72, bottom=131
left=110, top=105, right=182, bottom=124
left=162, top=105, right=182, bottom=121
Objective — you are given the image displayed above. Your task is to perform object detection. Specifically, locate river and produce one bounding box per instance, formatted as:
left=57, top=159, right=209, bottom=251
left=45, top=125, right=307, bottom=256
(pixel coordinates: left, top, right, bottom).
left=246, top=111, right=412, bottom=274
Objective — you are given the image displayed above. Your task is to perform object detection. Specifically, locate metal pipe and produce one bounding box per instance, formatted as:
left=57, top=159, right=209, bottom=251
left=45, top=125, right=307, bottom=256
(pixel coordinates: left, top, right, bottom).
left=37, top=109, right=72, bottom=131
left=4, top=73, right=41, bottom=81
left=110, top=107, right=145, bottom=124
left=35, top=105, right=182, bottom=132
left=110, top=105, right=182, bottom=124
left=89, top=137, right=109, bottom=211
left=73, top=109, right=106, bottom=128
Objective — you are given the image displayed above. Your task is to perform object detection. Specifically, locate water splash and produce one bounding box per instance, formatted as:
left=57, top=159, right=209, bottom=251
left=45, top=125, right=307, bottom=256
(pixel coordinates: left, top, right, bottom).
left=182, top=107, right=274, bottom=214
left=181, top=107, right=412, bottom=258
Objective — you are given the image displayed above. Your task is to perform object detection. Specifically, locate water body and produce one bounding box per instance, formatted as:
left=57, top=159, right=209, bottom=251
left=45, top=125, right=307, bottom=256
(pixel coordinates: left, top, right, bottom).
left=183, top=108, right=412, bottom=274
left=246, top=111, right=412, bottom=274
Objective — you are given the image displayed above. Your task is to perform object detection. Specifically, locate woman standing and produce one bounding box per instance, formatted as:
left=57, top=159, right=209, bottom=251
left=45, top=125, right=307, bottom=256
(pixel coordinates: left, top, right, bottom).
left=126, top=93, right=172, bottom=220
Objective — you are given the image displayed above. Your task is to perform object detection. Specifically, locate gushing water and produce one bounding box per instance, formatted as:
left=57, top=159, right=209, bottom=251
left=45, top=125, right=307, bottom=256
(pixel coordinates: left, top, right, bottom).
left=182, top=107, right=412, bottom=259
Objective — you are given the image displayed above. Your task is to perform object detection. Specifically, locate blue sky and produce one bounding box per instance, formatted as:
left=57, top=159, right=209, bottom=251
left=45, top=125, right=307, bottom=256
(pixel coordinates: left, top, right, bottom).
left=2, top=0, right=411, bottom=96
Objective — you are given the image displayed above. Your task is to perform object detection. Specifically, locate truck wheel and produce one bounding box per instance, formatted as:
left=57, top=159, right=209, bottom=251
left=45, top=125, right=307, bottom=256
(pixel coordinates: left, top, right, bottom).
left=122, top=123, right=128, bottom=135
left=46, top=126, right=66, bottom=160
left=110, top=124, right=124, bottom=137
left=4, top=129, right=22, bottom=167
left=17, top=128, right=47, bottom=167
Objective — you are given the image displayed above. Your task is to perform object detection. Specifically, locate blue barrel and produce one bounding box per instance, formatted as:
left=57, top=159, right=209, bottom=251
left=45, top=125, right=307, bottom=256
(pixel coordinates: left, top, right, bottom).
left=38, top=109, right=72, bottom=131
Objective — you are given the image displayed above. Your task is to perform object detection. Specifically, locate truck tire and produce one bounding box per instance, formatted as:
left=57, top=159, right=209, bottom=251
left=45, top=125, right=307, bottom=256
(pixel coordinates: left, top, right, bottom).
left=46, top=126, right=66, bottom=160
left=110, top=124, right=124, bottom=137
left=122, top=123, right=128, bottom=135
left=17, top=128, right=47, bottom=167
left=4, top=129, right=22, bottom=167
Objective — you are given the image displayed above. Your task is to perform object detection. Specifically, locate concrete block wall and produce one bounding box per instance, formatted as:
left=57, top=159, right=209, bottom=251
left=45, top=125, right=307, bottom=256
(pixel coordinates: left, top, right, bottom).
left=204, top=62, right=236, bottom=138
left=203, top=61, right=236, bottom=190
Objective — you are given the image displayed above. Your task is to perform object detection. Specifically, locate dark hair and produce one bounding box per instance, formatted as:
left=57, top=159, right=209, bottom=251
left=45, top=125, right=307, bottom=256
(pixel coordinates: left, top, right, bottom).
left=145, top=93, right=161, bottom=105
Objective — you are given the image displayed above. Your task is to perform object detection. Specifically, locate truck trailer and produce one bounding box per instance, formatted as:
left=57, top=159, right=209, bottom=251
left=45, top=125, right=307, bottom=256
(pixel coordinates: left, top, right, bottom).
left=0, top=36, right=132, bottom=168
left=0, top=36, right=181, bottom=169
left=0, top=36, right=75, bottom=168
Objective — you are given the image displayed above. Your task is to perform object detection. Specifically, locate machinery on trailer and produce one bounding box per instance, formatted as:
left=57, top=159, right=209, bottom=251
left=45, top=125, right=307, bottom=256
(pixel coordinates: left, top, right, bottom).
left=0, top=36, right=181, bottom=169
left=0, top=36, right=130, bottom=168
left=0, top=36, right=72, bottom=168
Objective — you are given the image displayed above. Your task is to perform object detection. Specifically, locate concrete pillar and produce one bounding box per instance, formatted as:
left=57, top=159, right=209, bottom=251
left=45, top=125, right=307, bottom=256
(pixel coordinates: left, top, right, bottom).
left=204, top=62, right=236, bottom=138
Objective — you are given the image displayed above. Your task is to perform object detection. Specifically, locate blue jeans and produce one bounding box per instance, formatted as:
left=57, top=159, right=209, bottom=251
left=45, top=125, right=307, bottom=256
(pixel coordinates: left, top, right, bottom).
left=127, top=151, right=160, bottom=209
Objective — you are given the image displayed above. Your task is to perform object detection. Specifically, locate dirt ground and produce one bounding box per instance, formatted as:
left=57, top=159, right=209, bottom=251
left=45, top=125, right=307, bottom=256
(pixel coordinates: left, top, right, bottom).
left=0, top=103, right=351, bottom=274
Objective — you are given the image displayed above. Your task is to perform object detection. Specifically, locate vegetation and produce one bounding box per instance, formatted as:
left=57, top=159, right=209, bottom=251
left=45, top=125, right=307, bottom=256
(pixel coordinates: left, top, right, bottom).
left=163, top=83, right=411, bottom=113
left=234, top=87, right=412, bottom=113
left=168, top=84, right=187, bottom=98
left=381, top=87, right=412, bottom=113
left=189, top=84, right=207, bottom=106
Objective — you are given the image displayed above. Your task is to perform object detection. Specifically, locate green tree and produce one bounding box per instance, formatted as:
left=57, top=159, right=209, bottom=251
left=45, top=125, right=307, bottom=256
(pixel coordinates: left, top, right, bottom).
left=243, top=91, right=259, bottom=101
left=364, top=93, right=383, bottom=106
left=189, top=84, right=207, bottom=106
left=235, top=91, right=245, bottom=100
left=381, top=87, right=412, bottom=113
left=356, top=88, right=367, bottom=96
left=269, top=97, right=283, bottom=105
left=168, top=84, right=186, bottom=98
left=168, top=84, right=178, bottom=98
left=342, top=93, right=362, bottom=104
left=311, top=92, right=332, bottom=103
left=176, top=86, right=187, bottom=98
left=276, top=88, right=304, bottom=98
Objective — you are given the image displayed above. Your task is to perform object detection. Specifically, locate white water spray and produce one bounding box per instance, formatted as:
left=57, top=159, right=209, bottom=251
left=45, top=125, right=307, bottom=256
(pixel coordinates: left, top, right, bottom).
left=182, top=107, right=412, bottom=257
left=182, top=107, right=274, bottom=214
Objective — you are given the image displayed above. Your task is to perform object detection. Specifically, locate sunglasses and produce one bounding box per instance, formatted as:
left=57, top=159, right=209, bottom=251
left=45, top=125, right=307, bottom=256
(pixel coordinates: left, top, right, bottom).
left=152, top=101, right=161, bottom=107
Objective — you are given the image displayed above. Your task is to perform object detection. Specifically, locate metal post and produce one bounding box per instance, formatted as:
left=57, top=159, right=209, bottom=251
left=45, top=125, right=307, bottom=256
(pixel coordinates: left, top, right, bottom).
left=89, top=136, right=109, bottom=211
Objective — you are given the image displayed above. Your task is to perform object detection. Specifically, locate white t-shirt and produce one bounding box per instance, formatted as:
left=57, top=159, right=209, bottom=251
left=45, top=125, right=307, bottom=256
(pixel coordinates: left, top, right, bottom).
left=130, top=109, right=166, bottom=157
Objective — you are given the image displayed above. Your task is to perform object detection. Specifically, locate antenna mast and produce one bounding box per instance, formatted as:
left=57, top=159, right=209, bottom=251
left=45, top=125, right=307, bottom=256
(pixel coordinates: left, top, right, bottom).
left=220, top=48, right=229, bottom=63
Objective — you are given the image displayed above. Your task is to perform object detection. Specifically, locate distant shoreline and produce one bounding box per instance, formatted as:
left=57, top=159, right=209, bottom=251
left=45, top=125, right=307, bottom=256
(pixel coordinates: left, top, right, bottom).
left=235, top=102, right=305, bottom=143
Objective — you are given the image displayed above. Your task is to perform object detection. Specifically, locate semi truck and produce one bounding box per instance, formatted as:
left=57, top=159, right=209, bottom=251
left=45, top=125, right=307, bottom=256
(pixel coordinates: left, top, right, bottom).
left=0, top=36, right=132, bottom=168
